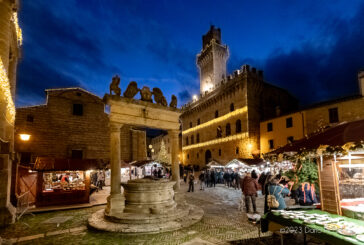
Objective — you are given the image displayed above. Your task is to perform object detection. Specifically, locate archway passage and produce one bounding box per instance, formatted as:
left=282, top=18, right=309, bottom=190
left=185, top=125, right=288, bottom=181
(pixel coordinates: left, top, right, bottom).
left=205, top=150, right=212, bottom=165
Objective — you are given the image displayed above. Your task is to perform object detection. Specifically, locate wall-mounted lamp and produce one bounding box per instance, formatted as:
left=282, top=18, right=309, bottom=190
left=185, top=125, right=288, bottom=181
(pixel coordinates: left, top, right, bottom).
left=19, top=134, right=31, bottom=141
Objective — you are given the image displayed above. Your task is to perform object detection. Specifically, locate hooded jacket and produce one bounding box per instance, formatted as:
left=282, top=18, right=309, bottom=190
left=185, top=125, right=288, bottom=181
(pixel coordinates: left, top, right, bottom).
left=240, top=175, right=259, bottom=196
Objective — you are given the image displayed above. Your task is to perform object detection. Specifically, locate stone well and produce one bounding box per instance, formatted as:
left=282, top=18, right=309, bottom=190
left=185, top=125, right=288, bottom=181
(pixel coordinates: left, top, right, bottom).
left=88, top=178, right=203, bottom=233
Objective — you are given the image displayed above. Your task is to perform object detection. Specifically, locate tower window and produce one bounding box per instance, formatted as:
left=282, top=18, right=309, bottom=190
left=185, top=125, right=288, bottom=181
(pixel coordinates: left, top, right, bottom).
left=269, top=139, right=274, bottom=149
left=217, top=126, right=222, bottom=138
left=226, top=123, right=231, bottom=136
left=215, top=110, right=219, bottom=118
left=73, top=104, right=83, bottom=116
left=236, top=119, right=242, bottom=133
left=267, top=122, right=273, bottom=132
left=329, top=108, right=339, bottom=123
left=286, top=117, right=293, bottom=128
left=26, top=115, right=34, bottom=122
left=230, top=103, right=234, bottom=112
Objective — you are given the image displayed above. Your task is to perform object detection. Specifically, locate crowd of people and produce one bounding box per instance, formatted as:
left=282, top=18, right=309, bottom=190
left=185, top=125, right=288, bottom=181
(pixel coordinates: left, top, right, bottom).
left=183, top=168, right=319, bottom=216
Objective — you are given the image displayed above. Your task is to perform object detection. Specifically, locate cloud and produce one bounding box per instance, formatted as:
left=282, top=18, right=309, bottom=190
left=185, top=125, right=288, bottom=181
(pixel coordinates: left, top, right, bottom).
left=262, top=3, right=364, bottom=105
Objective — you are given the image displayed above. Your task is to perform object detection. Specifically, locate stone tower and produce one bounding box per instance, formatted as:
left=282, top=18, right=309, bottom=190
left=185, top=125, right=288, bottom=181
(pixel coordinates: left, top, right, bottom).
left=197, top=25, right=229, bottom=94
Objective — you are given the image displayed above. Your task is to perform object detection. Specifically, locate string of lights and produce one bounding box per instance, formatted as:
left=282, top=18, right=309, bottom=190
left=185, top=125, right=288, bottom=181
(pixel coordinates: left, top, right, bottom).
left=0, top=58, right=15, bottom=124
left=12, top=12, right=22, bottom=46
left=182, top=132, right=249, bottom=150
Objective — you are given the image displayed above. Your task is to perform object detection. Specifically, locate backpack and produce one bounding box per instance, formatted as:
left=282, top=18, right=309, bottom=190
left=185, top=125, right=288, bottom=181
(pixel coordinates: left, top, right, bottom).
left=267, top=185, right=282, bottom=209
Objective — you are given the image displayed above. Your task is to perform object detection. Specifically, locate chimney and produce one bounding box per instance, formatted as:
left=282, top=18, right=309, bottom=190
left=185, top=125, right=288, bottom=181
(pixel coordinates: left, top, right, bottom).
left=359, top=69, right=364, bottom=96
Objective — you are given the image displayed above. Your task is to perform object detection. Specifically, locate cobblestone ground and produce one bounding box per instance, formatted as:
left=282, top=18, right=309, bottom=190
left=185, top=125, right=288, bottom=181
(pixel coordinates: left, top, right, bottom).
left=0, top=182, right=324, bottom=245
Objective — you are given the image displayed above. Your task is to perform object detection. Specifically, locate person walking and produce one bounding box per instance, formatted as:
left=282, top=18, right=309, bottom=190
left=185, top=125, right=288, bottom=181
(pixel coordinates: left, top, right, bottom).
left=210, top=169, right=216, bottom=188
left=240, top=172, right=259, bottom=214
left=199, top=171, right=205, bottom=190
left=188, top=171, right=195, bottom=192
left=235, top=171, right=241, bottom=190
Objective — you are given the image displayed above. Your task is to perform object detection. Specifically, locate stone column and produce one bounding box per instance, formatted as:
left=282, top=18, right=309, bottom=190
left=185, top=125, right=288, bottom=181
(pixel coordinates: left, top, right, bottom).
left=105, top=123, right=125, bottom=218
left=168, top=129, right=180, bottom=191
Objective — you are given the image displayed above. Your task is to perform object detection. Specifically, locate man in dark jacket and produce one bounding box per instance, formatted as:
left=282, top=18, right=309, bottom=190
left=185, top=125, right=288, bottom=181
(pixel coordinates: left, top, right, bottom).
left=240, top=172, right=259, bottom=213
left=235, top=171, right=241, bottom=190
left=210, top=170, right=216, bottom=187
left=199, top=171, right=205, bottom=190
left=188, top=172, right=195, bottom=192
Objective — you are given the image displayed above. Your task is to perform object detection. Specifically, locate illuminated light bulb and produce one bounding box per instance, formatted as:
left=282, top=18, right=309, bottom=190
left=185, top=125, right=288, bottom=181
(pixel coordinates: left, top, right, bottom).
left=193, top=95, right=197, bottom=101
left=19, top=134, right=31, bottom=141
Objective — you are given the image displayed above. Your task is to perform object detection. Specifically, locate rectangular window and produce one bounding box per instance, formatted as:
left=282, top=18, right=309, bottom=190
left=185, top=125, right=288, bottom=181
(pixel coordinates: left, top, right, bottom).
left=26, top=115, right=34, bottom=122
left=269, top=139, right=274, bottom=149
left=287, top=136, right=294, bottom=143
left=329, top=108, right=339, bottom=123
left=73, top=104, right=83, bottom=116
left=71, top=150, right=83, bottom=159
left=267, top=122, right=273, bottom=132
left=197, top=118, right=200, bottom=125
left=286, top=117, right=293, bottom=128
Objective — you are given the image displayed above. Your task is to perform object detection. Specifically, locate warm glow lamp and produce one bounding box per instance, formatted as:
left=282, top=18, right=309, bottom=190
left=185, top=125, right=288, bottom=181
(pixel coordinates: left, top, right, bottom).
left=19, top=134, right=31, bottom=141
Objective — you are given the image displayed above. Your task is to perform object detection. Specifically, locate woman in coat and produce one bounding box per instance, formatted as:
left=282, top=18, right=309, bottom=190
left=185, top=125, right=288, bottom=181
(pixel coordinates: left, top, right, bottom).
left=267, top=175, right=291, bottom=210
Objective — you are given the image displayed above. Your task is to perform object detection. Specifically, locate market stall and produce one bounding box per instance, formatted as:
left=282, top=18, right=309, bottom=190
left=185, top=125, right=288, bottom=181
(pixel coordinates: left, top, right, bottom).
left=206, top=160, right=225, bottom=169
left=130, top=160, right=169, bottom=178
left=264, top=119, right=364, bottom=219
left=33, top=157, right=105, bottom=207
left=263, top=209, right=364, bottom=244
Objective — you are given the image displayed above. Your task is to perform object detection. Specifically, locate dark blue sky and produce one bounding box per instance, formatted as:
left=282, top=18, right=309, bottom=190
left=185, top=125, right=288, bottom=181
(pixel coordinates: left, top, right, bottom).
left=16, top=0, right=364, bottom=107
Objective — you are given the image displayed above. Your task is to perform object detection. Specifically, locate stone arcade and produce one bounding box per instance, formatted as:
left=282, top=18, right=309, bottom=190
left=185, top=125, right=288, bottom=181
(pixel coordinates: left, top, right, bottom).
left=88, top=79, right=203, bottom=233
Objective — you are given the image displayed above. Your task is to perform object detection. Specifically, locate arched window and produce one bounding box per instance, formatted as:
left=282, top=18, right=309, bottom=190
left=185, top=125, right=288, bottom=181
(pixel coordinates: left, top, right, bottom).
left=236, top=119, right=242, bottom=133
left=187, top=154, right=189, bottom=159
left=197, top=153, right=199, bottom=158
left=215, top=110, right=219, bottom=118
left=191, top=135, right=194, bottom=144
left=189, top=122, right=192, bottom=128
left=226, top=123, right=231, bottom=136
left=196, top=133, right=200, bottom=143
left=185, top=137, right=189, bottom=145
left=217, top=126, right=222, bottom=138
left=236, top=147, right=239, bottom=155
left=218, top=149, right=222, bottom=156
left=230, top=103, right=234, bottom=112
left=197, top=118, right=200, bottom=125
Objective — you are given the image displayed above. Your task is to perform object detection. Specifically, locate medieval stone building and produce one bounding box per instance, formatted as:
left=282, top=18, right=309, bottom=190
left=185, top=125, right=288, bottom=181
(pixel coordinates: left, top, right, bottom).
left=0, top=0, right=21, bottom=226
left=180, top=26, right=298, bottom=166
left=15, top=88, right=146, bottom=163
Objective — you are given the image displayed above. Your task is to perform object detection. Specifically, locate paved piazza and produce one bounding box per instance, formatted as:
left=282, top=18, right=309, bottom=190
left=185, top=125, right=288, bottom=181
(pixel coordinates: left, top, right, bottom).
left=0, top=182, right=323, bottom=244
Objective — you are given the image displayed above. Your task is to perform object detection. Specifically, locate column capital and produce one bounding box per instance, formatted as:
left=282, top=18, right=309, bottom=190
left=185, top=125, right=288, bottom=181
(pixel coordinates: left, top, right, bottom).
left=110, top=123, right=123, bottom=133
left=168, top=129, right=180, bottom=138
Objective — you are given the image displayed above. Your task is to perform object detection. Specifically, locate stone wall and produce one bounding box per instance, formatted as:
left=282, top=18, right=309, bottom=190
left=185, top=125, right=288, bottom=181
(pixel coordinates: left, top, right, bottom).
left=15, top=88, right=147, bottom=163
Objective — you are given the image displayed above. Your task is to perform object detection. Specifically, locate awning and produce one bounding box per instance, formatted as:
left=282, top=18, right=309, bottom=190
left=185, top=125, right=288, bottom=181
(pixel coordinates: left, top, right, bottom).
left=206, top=159, right=224, bottom=168
left=33, top=157, right=106, bottom=171
left=269, top=119, right=364, bottom=155
left=130, top=160, right=168, bottom=168
left=225, top=158, right=266, bottom=169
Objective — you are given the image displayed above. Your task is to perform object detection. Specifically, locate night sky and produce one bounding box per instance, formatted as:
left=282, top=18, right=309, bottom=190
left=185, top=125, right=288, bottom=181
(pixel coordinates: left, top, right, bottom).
left=16, top=0, right=364, bottom=107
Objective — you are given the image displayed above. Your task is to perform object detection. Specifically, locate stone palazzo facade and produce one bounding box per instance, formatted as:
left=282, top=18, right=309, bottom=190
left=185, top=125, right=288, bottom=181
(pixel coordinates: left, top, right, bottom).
left=181, top=26, right=298, bottom=166
left=15, top=88, right=146, bottom=163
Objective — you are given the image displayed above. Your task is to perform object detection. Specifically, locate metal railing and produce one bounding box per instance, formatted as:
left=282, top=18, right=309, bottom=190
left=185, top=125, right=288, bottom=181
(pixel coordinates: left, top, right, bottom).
left=16, top=191, right=30, bottom=221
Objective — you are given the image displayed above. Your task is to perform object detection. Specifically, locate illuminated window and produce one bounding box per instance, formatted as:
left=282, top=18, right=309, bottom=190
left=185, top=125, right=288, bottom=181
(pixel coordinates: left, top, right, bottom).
left=73, top=104, right=83, bottom=116
left=269, top=139, right=274, bottom=149
left=286, top=117, right=293, bottom=128
left=215, top=110, right=219, bottom=118
left=267, top=122, right=273, bottom=132
left=236, top=119, right=242, bottom=133
left=230, top=103, right=234, bottom=112
left=226, top=123, right=231, bottom=136
left=329, top=108, right=339, bottom=123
